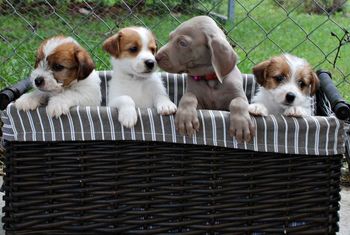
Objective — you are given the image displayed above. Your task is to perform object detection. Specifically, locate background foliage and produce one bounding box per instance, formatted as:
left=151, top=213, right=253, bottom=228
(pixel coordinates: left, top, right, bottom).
left=0, top=0, right=349, bottom=100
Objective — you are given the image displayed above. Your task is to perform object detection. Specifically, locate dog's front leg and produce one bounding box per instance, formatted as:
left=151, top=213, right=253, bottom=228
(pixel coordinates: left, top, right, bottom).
left=229, top=97, right=255, bottom=143
left=15, top=90, right=47, bottom=111
left=46, top=90, right=79, bottom=118
left=109, top=96, right=137, bottom=128
left=284, top=106, right=310, bottom=117
left=227, top=69, right=255, bottom=142
left=248, top=103, right=269, bottom=116
left=154, top=94, right=177, bottom=115
left=175, top=92, right=199, bottom=136
left=46, top=88, right=91, bottom=118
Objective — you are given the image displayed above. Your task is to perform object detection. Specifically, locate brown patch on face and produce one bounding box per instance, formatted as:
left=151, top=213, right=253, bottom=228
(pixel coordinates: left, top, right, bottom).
left=103, top=28, right=142, bottom=58
left=47, top=42, right=95, bottom=87
left=35, top=35, right=66, bottom=68
left=35, top=43, right=45, bottom=68
left=147, top=30, right=157, bottom=55
left=253, top=55, right=291, bottom=89
left=295, top=65, right=319, bottom=95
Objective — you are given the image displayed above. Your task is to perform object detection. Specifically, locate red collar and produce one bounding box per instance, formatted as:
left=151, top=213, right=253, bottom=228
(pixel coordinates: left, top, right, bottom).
left=191, top=72, right=217, bottom=81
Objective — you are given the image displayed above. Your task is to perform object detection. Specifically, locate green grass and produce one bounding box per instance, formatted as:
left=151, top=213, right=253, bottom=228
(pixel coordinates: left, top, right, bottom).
left=0, top=0, right=349, bottom=101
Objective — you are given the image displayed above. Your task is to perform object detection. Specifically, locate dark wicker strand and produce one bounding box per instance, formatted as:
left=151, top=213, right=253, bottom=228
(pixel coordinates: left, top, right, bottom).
left=3, top=140, right=341, bottom=235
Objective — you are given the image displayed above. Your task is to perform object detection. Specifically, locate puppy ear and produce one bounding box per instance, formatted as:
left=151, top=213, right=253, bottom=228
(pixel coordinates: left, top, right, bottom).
left=310, top=71, right=320, bottom=95
left=252, top=60, right=270, bottom=86
left=149, top=31, right=158, bottom=54
left=103, top=33, right=121, bottom=57
left=75, top=48, right=95, bottom=80
left=206, top=34, right=237, bottom=83
left=153, top=36, right=158, bottom=54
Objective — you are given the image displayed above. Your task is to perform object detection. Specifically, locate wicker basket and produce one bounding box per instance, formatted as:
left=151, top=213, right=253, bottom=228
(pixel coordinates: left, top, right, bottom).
left=1, top=71, right=349, bottom=235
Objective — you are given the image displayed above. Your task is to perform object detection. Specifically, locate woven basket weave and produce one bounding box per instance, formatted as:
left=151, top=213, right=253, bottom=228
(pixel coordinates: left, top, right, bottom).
left=3, top=141, right=341, bottom=234
left=1, top=71, right=347, bottom=234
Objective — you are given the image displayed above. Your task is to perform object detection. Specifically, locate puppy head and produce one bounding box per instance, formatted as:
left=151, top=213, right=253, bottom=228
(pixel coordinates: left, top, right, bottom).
left=31, top=36, right=95, bottom=92
left=103, top=27, right=157, bottom=77
left=156, top=16, right=237, bottom=82
left=253, top=54, right=319, bottom=107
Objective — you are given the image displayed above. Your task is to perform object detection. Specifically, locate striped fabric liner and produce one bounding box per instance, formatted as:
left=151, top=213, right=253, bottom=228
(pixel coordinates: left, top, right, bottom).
left=346, top=129, right=350, bottom=162
left=316, top=88, right=350, bottom=159
left=100, top=71, right=317, bottom=113
left=2, top=103, right=346, bottom=156
left=98, top=71, right=259, bottom=106
left=1, top=71, right=347, bottom=156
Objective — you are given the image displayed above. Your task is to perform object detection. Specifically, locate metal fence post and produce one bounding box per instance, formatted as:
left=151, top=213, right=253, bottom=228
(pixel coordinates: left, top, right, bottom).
left=228, top=0, right=235, bottom=24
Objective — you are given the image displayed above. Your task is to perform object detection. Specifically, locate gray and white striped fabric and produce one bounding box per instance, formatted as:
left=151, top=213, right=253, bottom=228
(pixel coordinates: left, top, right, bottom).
left=345, top=124, right=350, bottom=161
left=98, top=71, right=259, bottom=106
left=316, top=86, right=350, bottom=159
left=1, top=71, right=348, bottom=156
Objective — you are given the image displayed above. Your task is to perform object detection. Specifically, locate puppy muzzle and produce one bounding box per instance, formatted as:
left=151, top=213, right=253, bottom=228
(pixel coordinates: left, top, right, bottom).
left=34, top=76, right=45, bottom=87
left=285, top=92, right=296, bottom=104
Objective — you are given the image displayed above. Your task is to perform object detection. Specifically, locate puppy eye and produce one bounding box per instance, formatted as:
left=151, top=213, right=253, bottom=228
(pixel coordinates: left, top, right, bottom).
left=129, top=46, right=138, bottom=53
left=150, top=47, right=156, bottom=54
left=52, top=63, right=64, bottom=71
left=274, top=75, right=285, bottom=82
left=298, top=80, right=306, bottom=88
left=178, top=39, right=188, bottom=48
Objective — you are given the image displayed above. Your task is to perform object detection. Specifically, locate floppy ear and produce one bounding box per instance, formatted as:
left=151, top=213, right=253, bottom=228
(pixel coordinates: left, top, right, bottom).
left=310, top=71, right=320, bottom=95
left=103, top=33, right=121, bottom=57
left=206, top=34, right=237, bottom=83
left=150, top=32, right=158, bottom=54
left=252, top=60, right=270, bottom=86
left=75, top=48, right=95, bottom=80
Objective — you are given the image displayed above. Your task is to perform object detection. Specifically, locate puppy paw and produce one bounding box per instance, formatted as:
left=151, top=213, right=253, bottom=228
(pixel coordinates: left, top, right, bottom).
left=229, top=111, right=255, bottom=143
left=248, top=103, right=268, bottom=116
left=175, top=107, right=199, bottom=136
left=229, top=98, right=255, bottom=143
left=15, top=94, right=41, bottom=111
left=284, top=106, right=308, bottom=117
left=118, top=107, right=138, bottom=128
left=157, top=100, right=177, bottom=115
left=46, top=98, right=71, bottom=118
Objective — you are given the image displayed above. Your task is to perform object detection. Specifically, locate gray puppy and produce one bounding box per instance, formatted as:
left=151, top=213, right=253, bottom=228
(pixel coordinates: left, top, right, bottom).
left=156, top=16, right=254, bottom=142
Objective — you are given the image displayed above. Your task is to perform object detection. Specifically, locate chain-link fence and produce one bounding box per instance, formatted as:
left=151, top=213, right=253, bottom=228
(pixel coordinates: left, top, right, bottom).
left=1, top=0, right=349, bottom=100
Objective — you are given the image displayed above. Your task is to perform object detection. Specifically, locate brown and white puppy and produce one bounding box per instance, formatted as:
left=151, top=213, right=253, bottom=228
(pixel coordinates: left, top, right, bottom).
left=103, top=27, right=176, bottom=128
left=249, top=54, right=319, bottom=117
left=156, top=15, right=254, bottom=142
left=15, top=36, right=101, bottom=117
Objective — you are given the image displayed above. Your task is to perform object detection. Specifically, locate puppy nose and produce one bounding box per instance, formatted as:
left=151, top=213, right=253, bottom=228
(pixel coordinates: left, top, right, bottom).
left=34, top=76, right=44, bottom=87
left=155, top=52, right=167, bottom=62
left=285, top=92, right=296, bottom=103
left=145, top=59, right=155, bottom=70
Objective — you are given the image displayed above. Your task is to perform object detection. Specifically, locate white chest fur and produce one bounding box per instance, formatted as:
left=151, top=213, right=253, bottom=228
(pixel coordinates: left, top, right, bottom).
left=108, top=72, right=163, bottom=108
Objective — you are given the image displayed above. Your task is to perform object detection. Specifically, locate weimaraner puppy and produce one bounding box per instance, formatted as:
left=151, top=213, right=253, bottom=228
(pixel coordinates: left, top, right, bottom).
left=155, top=15, right=254, bottom=142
